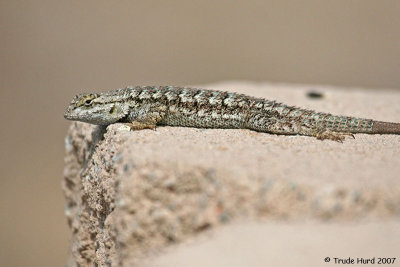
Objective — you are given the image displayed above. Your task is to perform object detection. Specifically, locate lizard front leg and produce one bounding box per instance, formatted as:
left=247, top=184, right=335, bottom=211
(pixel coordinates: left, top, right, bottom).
left=125, top=121, right=158, bottom=130
left=125, top=103, right=166, bottom=131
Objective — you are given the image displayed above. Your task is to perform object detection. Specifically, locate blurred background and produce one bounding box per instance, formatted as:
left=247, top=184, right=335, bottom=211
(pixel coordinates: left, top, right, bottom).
left=1, top=1, right=399, bottom=266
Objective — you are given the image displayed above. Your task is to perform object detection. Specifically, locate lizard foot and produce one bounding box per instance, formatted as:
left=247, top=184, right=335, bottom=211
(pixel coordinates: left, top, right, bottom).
left=314, top=129, right=354, bottom=142
left=125, top=121, right=157, bottom=131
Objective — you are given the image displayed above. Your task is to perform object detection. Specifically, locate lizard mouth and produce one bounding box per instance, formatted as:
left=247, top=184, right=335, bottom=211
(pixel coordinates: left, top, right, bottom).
left=64, top=107, right=75, bottom=120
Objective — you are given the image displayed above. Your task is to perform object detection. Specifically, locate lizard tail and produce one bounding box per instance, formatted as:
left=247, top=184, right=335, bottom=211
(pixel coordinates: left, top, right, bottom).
left=309, top=114, right=400, bottom=135
left=371, top=121, right=400, bottom=134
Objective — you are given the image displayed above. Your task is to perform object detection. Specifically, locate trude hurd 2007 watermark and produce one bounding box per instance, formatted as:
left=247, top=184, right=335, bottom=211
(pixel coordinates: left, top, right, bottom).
left=324, top=257, right=397, bottom=264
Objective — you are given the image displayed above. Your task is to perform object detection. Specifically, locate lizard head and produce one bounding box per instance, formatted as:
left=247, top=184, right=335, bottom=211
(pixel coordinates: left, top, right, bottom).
left=64, top=92, right=129, bottom=125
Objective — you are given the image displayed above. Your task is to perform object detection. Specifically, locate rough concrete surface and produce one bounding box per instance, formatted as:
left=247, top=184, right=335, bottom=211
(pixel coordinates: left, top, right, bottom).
left=63, top=82, right=400, bottom=266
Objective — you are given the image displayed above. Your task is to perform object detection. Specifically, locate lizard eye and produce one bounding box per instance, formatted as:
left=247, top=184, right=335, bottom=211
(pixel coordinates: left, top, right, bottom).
left=84, top=99, right=93, bottom=106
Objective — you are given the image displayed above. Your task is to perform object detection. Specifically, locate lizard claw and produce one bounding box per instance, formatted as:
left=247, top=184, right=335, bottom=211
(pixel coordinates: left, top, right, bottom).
left=314, top=129, right=355, bottom=142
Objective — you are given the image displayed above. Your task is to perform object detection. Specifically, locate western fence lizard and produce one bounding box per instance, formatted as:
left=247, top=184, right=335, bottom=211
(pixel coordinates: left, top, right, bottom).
left=64, top=86, right=400, bottom=141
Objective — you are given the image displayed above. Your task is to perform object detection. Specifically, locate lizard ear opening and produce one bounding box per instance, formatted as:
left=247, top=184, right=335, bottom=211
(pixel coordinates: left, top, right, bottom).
left=109, top=103, right=130, bottom=123
left=109, top=104, right=116, bottom=114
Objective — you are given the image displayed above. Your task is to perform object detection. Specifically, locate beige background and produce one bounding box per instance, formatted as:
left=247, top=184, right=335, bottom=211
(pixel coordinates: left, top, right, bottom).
left=1, top=1, right=399, bottom=266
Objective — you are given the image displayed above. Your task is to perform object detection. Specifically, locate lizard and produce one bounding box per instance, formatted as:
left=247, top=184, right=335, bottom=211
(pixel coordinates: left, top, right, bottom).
left=64, top=85, right=400, bottom=142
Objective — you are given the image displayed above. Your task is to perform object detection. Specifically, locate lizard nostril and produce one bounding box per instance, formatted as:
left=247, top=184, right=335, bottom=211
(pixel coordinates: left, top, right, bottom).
left=64, top=111, right=70, bottom=119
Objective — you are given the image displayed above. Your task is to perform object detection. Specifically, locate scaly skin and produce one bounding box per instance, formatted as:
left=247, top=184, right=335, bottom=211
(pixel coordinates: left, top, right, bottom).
left=64, top=86, right=400, bottom=141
